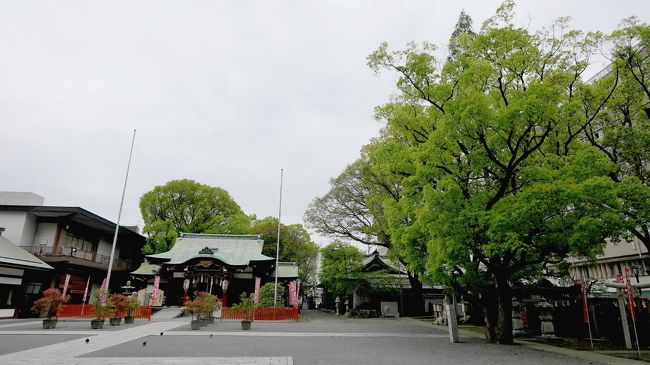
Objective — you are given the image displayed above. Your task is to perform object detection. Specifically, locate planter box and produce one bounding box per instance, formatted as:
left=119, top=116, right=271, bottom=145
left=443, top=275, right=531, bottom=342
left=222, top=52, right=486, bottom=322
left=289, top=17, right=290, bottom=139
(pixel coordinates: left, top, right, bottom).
left=206, top=316, right=215, bottom=325
left=190, top=320, right=202, bottom=330
left=109, top=318, right=121, bottom=326
left=91, top=319, right=105, bottom=329
left=200, top=318, right=208, bottom=327
left=124, top=316, right=134, bottom=324
left=42, top=319, right=57, bottom=329
left=241, top=320, right=252, bottom=330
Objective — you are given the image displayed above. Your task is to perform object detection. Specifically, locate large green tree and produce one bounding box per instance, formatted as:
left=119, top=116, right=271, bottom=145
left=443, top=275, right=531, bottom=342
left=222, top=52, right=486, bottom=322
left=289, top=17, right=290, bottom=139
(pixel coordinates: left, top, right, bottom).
left=304, top=151, right=430, bottom=313
left=249, top=217, right=319, bottom=285
left=585, top=18, right=650, bottom=260
left=139, top=179, right=251, bottom=254
left=319, top=241, right=364, bottom=298
left=365, top=1, right=624, bottom=344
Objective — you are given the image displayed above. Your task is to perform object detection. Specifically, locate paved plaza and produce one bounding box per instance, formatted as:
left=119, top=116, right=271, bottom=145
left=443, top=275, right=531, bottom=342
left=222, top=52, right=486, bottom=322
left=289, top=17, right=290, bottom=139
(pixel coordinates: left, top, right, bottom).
left=0, top=310, right=629, bottom=364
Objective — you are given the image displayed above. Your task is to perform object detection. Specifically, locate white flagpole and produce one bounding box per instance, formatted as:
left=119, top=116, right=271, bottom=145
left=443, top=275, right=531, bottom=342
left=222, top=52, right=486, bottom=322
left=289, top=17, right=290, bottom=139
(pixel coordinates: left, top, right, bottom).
left=106, top=129, right=137, bottom=291
left=274, top=169, right=284, bottom=307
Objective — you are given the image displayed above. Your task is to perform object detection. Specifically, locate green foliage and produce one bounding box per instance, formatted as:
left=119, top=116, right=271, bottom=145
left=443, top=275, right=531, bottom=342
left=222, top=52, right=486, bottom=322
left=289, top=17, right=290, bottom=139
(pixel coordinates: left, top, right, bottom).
left=585, top=17, right=650, bottom=254
left=231, top=292, right=256, bottom=320
left=319, top=241, right=364, bottom=297
left=90, top=288, right=112, bottom=319
left=249, top=217, right=319, bottom=284
left=139, top=179, right=251, bottom=254
left=257, top=282, right=285, bottom=307
left=361, top=0, right=631, bottom=343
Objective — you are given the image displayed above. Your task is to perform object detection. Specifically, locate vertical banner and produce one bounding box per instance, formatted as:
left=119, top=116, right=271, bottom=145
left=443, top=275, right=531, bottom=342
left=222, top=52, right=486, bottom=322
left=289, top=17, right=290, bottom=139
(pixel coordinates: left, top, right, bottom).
left=576, top=279, right=594, bottom=348
left=100, top=277, right=107, bottom=304
left=62, top=274, right=71, bottom=297
left=296, top=279, right=301, bottom=307
left=625, top=267, right=636, bottom=321
left=151, top=275, right=160, bottom=304
left=576, top=280, right=589, bottom=323
left=81, top=276, right=91, bottom=304
left=288, top=280, right=297, bottom=307
left=254, top=277, right=261, bottom=304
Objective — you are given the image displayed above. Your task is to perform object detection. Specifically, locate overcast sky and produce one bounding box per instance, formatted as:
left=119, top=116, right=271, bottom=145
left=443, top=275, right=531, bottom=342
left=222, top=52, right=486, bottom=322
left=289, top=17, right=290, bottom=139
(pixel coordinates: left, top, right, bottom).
left=1, top=0, right=648, bottom=246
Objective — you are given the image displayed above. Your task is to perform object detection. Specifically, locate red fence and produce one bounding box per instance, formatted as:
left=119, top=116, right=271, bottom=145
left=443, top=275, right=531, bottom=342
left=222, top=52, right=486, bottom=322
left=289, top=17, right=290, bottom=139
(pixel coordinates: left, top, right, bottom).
left=220, top=307, right=298, bottom=321
left=56, top=304, right=152, bottom=320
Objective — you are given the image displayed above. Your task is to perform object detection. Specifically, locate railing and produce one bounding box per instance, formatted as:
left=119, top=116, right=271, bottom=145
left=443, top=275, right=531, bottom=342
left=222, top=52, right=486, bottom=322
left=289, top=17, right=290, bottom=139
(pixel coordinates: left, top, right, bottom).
left=56, top=304, right=152, bottom=320
left=220, top=307, right=298, bottom=321
left=21, top=245, right=130, bottom=271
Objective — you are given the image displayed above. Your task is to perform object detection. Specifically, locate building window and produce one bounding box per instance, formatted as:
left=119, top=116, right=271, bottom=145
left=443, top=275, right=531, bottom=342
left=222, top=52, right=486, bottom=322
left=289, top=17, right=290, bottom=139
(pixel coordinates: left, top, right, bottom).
left=23, top=283, right=41, bottom=295
left=0, top=285, right=15, bottom=309
left=64, top=233, right=95, bottom=253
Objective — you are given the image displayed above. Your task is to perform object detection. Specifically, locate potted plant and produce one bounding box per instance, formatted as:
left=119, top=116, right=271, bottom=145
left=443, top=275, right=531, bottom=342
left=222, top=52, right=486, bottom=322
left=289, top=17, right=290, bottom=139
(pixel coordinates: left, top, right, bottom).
left=123, top=296, right=139, bottom=324
left=108, top=293, right=128, bottom=326
left=90, top=288, right=112, bottom=329
left=204, top=293, right=219, bottom=325
left=231, top=292, right=255, bottom=330
left=31, top=288, right=70, bottom=329
left=185, top=298, right=202, bottom=330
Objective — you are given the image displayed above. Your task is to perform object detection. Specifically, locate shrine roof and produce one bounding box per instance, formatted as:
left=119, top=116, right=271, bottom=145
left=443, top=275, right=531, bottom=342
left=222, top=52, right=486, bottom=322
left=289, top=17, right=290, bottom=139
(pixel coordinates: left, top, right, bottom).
left=362, top=250, right=406, bottom=274
left=130, top=261, right=161, bottom=276
left=272, top=262, right=299, bottom=279
left=146, top=233, right=274, bottom=266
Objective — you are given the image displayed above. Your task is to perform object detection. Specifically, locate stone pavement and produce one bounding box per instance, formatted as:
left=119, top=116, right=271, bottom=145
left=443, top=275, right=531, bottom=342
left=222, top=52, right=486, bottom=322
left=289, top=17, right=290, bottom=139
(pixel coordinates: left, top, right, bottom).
left=0, top=310, right=640, bottom=364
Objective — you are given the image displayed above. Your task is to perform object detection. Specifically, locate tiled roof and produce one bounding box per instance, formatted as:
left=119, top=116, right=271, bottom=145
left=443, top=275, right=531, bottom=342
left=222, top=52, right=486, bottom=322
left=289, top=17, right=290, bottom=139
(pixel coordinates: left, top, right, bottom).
left=272, top=262, right=299, bottom=279
left=146, top=233, right=274, bottom=266
left=130, top=262, right=161, bottom=276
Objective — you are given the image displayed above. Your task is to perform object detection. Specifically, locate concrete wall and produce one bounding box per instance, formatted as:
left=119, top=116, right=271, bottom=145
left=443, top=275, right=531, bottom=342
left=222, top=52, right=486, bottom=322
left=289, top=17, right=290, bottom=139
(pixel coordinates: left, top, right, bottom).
left=20, top=213, right=37, bottom=245
left=601, top=237, right=647, bottom=258
left=33, top=222, right=58, bottom=247
left=0, top=211, right=28, bottom=244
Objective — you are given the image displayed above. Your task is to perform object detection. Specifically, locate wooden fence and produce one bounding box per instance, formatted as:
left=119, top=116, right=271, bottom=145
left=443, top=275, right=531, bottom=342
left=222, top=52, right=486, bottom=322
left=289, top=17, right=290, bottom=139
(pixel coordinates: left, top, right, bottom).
left=56, top=304, right=152, bottom=320
left=220, top=307, right=298, bottom=321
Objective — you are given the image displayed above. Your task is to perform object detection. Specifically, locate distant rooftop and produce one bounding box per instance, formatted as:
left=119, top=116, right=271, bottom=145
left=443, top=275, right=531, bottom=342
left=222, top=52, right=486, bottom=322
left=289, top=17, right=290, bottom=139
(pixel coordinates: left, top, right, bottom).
left=0, top=192, right=44, bottom=206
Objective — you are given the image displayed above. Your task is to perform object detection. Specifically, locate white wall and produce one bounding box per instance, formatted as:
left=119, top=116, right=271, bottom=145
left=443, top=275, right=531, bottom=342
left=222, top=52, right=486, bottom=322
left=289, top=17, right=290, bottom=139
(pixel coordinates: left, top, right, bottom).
left=0, top=211, right=28, bottom=244
left=601, top=237, right=647, bottom=258
left=33, top=222, right=58, bottom=247
left=20, top=213, right=37, bottom=245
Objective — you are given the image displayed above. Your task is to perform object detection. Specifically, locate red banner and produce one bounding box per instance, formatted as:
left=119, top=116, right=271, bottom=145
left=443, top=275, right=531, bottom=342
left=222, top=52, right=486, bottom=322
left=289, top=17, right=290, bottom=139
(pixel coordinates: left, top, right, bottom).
left=576, top=280, right=589, bottom=323
left=625, top=267, right=636, bottom=321
left=288, top=280, right=297, bottom=307
left=254, top=277, right=261, bottom=304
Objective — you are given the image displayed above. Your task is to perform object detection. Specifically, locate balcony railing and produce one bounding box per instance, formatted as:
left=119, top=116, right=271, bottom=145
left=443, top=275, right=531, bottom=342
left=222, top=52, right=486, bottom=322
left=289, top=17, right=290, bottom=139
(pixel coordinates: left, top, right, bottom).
left=21, top=245, right=131, bottom=271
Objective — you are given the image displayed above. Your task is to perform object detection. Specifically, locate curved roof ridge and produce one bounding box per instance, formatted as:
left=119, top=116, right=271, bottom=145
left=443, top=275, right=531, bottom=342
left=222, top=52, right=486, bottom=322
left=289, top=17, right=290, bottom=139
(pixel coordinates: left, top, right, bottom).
left=179, top=233, right=261, bottom=240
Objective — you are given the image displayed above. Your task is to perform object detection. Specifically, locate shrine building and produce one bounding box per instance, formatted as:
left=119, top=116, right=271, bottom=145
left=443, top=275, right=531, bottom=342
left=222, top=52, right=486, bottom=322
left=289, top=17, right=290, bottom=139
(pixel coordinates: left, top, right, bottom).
left=132, top=233, right=298, bottom=306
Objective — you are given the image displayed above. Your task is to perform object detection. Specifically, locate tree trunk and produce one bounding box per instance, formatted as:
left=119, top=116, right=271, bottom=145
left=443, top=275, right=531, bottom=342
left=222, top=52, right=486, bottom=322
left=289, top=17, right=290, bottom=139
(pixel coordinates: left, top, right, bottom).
left=483, top=289, right=498, bottom=343
left=407, top=271, right=425, bottom=315
left=495, top=278, right=513, bottom=345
